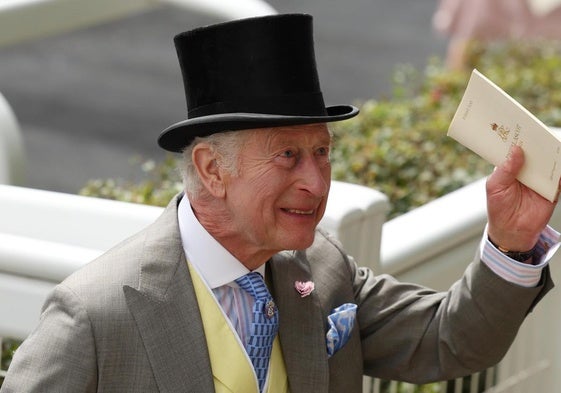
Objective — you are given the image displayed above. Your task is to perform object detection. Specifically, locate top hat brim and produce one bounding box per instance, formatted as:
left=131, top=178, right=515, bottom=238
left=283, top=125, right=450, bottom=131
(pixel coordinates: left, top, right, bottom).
left=158, top=104, right=359, bottom=153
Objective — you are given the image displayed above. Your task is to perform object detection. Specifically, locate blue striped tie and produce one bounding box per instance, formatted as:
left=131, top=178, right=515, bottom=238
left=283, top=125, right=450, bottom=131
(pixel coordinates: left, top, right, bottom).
left=235, top=272, right=279, bottom=393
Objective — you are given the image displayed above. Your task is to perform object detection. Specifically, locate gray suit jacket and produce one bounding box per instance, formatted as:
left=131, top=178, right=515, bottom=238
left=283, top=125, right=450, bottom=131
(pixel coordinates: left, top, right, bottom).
left=1, top=195, right=552, bottom=392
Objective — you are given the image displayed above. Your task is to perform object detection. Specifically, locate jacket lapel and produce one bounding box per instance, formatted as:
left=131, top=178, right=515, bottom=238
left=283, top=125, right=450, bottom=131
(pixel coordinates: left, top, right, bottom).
left=123, top=195, right=215, bottom=393
left=270, top=250, right=329, bottom=393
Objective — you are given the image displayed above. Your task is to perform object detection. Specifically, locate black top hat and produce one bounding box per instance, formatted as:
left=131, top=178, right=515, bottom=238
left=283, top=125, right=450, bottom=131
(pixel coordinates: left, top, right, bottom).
left=158, top=13, right=359, bottom=152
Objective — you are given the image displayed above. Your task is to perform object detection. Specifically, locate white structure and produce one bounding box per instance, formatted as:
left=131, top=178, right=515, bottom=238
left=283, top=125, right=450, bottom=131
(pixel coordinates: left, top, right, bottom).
left=0, top=92, right=25, bottom=186
left=0, top=0, right=276, bottom=48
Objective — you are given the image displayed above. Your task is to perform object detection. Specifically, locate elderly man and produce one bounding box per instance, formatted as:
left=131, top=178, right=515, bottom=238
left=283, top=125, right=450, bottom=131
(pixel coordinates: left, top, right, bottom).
left=2, top=13, right=559, bottom=393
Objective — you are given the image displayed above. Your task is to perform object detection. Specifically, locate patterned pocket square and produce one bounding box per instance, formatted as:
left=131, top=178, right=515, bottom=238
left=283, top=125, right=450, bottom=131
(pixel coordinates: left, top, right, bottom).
left=326, top=303, right=357, bottom=358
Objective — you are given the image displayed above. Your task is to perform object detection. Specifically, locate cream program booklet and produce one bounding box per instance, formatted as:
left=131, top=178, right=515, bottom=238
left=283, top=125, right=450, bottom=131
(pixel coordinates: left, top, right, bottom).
left=447, top=69, right=561, bottom=202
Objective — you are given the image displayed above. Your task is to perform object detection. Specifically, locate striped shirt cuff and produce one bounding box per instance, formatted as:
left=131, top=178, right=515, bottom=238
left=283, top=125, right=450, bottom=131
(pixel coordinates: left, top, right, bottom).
left=480, top=225, right=561, bottom=287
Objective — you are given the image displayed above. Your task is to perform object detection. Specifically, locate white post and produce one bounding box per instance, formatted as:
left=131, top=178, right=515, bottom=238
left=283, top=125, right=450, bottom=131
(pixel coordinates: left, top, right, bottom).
left=0, top=92, right=25, bottom=186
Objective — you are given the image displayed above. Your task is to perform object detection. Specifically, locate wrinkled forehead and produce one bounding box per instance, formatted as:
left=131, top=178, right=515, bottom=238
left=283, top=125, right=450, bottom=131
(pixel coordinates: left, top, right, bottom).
left=246, top=123, right=332, bottom=145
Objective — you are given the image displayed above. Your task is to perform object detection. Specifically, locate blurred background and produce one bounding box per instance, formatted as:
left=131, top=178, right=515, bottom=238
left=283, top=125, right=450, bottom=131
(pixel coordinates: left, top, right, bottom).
left=0, top=0, right=447, bottom=193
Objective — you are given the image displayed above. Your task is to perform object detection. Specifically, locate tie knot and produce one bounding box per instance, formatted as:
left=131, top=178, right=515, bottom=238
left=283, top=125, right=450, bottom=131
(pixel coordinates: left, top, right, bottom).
left=235, top=272, right=270, bottom=301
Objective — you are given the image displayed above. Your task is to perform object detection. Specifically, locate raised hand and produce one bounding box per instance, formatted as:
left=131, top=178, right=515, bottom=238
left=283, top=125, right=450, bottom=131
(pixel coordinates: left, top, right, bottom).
left=486, top=145, right=559, bottom=255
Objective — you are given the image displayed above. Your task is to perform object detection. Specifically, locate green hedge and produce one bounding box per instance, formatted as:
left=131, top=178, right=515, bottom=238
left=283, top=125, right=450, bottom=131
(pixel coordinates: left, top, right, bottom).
left=332, top=41, right=561, bottom=217
left=1, top=339, right=20, bottom=386
left=330, top=62, right=490, bottom=218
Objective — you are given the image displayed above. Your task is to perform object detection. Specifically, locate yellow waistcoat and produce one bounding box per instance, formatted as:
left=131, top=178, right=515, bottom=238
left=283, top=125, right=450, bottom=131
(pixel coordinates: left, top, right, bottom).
left=188, top=263, right=289, bottom=393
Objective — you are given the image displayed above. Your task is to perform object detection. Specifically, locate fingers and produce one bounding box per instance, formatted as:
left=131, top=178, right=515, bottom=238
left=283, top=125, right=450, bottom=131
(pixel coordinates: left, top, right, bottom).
left=501, top=145, right=525, bottom=177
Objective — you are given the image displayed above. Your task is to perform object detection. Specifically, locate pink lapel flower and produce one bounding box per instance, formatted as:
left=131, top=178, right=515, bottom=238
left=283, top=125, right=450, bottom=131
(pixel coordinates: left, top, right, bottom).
left=294, top=281, right=315, bottom=297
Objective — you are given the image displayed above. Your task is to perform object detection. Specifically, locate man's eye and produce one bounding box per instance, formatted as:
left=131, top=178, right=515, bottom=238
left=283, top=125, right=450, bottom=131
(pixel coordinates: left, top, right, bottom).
left=281, top=150, right=295, bottom=158
left=317, top=147, right=329, bottom=156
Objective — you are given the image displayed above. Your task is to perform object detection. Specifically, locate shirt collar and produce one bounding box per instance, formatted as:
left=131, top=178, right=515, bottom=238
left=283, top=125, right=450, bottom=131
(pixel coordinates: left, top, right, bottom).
left=177, top=195, right=265, bottom=289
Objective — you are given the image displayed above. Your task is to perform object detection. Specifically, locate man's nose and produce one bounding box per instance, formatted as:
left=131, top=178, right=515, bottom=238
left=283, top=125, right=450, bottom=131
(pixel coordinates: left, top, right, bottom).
left=297, top=156, right=330, bottom=197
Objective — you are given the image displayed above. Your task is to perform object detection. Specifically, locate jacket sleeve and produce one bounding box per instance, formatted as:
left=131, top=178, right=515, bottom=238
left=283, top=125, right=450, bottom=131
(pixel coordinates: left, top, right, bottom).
left=1, top=284, right=98, bottom=393
left=354, top=251, right=553, bottom=383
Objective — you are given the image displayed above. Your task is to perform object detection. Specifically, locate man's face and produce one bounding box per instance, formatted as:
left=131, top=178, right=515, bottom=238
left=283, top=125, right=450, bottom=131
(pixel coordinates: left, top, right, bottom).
left=221, top=123, right=332, bottom=260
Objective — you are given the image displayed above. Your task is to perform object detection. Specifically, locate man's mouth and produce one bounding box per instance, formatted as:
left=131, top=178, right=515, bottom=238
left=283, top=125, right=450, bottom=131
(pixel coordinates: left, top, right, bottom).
left=283, top=208, right=314, bottom=215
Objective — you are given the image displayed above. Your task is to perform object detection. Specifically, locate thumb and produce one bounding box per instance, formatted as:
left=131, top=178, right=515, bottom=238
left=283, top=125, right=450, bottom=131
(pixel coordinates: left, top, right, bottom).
left=489, top=145, right=525, bottom=188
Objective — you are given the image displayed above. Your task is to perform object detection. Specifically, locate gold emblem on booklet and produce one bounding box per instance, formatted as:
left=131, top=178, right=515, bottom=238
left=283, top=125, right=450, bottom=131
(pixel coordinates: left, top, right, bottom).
left=490, top=123, right=510, bottom=142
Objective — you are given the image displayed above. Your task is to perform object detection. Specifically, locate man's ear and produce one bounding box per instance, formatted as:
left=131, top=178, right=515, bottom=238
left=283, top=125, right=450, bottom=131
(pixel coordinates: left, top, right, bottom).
left=192, top=144, right=226, bottom=198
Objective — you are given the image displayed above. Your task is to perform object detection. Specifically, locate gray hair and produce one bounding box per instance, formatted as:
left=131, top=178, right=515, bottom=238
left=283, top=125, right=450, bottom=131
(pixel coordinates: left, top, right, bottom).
left=181, top=130, right=252, bottom=198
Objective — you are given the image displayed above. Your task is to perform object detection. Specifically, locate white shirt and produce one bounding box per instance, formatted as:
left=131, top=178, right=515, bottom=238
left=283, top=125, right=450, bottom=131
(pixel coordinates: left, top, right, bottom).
left=177, top=196, right=265, bottom=348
